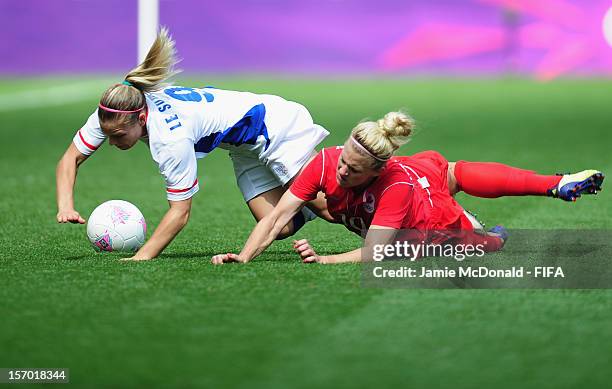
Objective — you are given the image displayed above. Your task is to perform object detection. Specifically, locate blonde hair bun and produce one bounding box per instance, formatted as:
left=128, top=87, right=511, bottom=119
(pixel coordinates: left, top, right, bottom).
left=350, top=110, right=415, bottom=165
left=376, top=111, right=414, bottom=147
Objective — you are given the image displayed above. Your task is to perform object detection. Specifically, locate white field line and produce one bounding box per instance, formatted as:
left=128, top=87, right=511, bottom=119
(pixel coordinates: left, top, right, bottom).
left=0, top=79, right=115, bottom=111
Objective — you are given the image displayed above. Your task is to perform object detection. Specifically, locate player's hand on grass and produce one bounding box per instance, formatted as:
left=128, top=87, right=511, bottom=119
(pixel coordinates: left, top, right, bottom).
left=120, top=256, right=152, bottom=262
left=211, top=253, right=245, bottom=265
left=293, top=239, right=327, bottom=264
left=57, top=209, right=86, bottom=224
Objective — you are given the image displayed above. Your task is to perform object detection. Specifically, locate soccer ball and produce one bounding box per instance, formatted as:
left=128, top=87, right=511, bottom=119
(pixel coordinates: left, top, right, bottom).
left=86, top=200, right=147, bottom=252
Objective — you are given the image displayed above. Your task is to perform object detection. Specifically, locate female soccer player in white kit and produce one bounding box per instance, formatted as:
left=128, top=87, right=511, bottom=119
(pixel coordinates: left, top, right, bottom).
left=56, top=28, right=329, bottom=260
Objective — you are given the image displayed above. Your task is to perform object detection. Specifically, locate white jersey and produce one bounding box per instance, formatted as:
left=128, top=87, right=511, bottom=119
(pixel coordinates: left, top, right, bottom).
left=73, top=85, right=326, bottom=201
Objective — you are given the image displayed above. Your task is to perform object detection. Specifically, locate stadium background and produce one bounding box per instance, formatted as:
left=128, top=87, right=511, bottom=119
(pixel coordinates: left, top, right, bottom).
left=1, top=0, right=611, bottom=387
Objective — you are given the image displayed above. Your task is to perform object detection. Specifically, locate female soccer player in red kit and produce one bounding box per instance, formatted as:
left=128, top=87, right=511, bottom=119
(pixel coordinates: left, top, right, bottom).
left=211, top=111, right=604, bottom=264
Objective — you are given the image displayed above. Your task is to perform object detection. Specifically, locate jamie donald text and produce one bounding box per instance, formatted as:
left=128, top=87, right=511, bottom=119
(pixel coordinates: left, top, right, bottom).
left=372, top=266, right=565, bottom=279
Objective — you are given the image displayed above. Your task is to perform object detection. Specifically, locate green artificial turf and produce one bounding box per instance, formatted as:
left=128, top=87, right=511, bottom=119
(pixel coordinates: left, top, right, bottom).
left=0, top=77, right=611, bottom=388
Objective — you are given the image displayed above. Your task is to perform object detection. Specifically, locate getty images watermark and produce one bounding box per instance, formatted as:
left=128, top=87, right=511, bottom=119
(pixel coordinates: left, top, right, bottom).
left=372, top=240, right=486, bottom=262
left=362, top=229, right=612, bottom=289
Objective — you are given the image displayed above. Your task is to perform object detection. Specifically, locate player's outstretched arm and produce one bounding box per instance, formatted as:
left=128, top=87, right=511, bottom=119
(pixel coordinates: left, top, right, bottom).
left=211, top=191, right=305, bottom=264
left=56, top=143, right=90, bottom=224
left=127, top=198, right=192, bottom=261
left=296, top=225, right=398, bottom=264
left=293, top=239, right=361, bottom=264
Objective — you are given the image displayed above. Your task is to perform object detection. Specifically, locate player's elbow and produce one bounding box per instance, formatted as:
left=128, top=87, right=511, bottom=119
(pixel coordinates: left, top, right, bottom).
left=176, top=205, right=192, bottom=228
left=58, top=146, right=86, bottom=170
left=177, top=208, right=191, bottom=227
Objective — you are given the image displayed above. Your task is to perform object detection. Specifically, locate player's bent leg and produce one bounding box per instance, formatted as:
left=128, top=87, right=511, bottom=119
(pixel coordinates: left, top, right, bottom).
left=462, top=209, right=485, bottom=233
left=454, top=210, right=506, bottom=253
left=231, top=149, right=309, bottom=239
left=452, top=160, right=559, bottom=198
left=304, top=192, right=335, bottom=223
left=247, top=187, right=295, bottom=239
left=447, top=162, right=460, bottom=196
left=452, top=160, right=604, bottom=201
left=282, top=153, right=334, bottom=223
left=247, top=187, right=317, bottom=240
left=452, top=160, right=561, bottom=197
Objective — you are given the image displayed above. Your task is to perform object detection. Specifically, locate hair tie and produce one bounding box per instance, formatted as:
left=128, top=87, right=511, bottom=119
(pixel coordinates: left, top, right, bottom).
left=350, top=136, right=389, bottom=162
left=122, top=80, right=133, bottom=86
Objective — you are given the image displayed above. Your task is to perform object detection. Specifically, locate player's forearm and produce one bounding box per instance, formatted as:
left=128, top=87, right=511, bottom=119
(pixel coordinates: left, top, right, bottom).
left=240, top=209, right=297, bottom=262
left=56, top=155, right=78, bottom=211
left=321, top=248, right=362, bottom=264
left=133, top=207, right=189, bottom=260
left=239, top=214, right=281, bottom=262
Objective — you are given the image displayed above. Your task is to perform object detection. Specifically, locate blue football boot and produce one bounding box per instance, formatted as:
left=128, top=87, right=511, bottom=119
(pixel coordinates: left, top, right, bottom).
left=548, top=170, right=605, bottom=202
left=488, top=225, right=509, bottom=245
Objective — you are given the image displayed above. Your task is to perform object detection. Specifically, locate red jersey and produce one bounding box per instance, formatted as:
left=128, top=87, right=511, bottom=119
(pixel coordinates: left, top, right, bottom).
left=290, top=147, right=467, bottom=236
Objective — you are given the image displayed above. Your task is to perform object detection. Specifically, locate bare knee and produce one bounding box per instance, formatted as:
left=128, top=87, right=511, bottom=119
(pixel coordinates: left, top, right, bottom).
left=306, top=194, right=335, bottom=223
left=247, top=187, right=295, bottom=239
left=276, top=224, right=295, bottom=240
left=448, top=162, right=460, bottom=196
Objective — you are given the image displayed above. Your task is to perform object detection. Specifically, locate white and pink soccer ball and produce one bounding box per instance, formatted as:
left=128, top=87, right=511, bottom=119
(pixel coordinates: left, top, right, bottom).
left=86, top=200, right=147, bottom=252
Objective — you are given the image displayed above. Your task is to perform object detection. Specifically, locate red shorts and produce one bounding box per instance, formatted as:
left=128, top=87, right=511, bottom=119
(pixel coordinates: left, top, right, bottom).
left=395, top=151, right=471, bottom=231
left=395, top=151, right=504, bottom=251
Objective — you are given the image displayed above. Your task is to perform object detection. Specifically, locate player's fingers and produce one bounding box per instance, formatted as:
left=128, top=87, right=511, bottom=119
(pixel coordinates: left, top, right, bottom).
left=303, top=256, right=317, bottom=263
left=296, top=241, right=311, bottom=249
left=293, top=239, right=308, bottom=248
left=296, top=242, right=312, bottom=254
left=299, top=248, right=315, bottom=259
left=294, top=244, right=309, bottom=253
left=226, top=253, right=243, bottom=263
left=211, top=255, right=225, bottom=265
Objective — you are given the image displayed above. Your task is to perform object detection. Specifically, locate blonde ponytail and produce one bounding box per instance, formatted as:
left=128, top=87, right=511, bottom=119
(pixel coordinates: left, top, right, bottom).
left=124, top=27, right=180, bottom=92
left=98, top=27, right=180, bottom=129
left=351, top=111, right=414, bottom=166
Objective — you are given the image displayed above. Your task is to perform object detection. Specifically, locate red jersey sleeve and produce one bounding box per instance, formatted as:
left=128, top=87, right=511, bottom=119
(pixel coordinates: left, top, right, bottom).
left=371, top=181, right=413, bottom=228
left=289, top=150, right=326, bottom=202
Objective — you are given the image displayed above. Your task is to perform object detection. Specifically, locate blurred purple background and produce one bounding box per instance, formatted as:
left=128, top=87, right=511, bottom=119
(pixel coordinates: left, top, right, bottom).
left=2, top=0, right=612, bottom=79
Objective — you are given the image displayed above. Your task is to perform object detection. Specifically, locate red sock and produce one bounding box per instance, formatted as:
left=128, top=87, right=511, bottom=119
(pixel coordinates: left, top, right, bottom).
left=454, top=161, right=562, bottom=198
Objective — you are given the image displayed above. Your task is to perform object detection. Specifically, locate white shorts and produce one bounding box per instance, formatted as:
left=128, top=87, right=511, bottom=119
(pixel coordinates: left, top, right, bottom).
left=229, top=122, right=329, bottom=202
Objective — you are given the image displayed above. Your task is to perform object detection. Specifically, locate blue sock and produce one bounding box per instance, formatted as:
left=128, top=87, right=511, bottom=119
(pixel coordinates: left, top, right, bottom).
left=292, top=211, right=306, bottom=233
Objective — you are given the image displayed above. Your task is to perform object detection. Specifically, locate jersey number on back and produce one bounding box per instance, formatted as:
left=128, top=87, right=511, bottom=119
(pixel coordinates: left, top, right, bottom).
left=164, top=87, right=214, bottom=103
